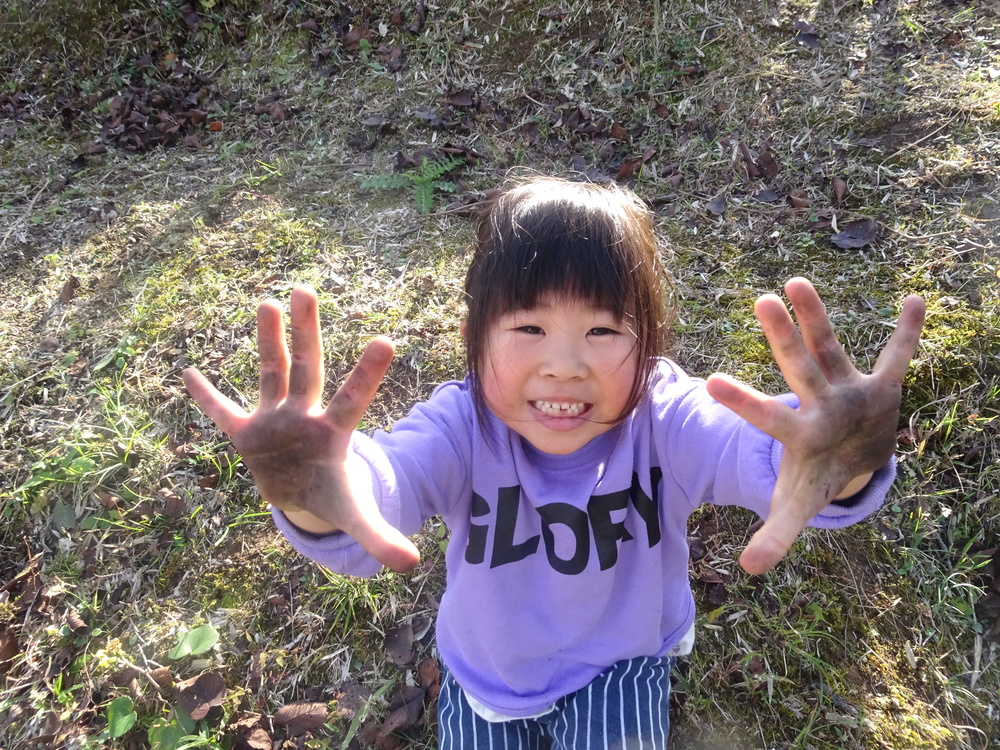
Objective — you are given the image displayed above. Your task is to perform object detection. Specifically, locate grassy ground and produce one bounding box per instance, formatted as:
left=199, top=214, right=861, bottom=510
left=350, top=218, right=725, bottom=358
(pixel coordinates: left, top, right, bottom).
left=1, top=0, right=998, bottom=748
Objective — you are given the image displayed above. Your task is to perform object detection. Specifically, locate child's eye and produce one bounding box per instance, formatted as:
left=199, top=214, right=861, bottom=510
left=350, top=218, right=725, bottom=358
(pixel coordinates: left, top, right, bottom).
left=516, top=325, right=543, bottom=335
left=588, top=327, right=619, bottom=336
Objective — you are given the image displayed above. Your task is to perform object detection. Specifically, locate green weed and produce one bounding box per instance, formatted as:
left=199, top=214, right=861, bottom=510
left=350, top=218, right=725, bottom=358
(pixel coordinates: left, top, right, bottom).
left=362, top=157, right=466, bottom=215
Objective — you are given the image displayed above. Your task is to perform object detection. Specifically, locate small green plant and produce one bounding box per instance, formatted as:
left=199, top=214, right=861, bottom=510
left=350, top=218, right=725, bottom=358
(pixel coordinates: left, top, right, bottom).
left=168, top=622, right=219, bottom=659
left=19, top=450, right=98, bottom=501
left=100, top=696, right=138, bottom=742
left=357, top=38, right=384, bottom=72
left=361, top=156, right=465, bottom=214
left=149, top=712, right=223, bottom=750
left=93, top=334, right=139, bottom=372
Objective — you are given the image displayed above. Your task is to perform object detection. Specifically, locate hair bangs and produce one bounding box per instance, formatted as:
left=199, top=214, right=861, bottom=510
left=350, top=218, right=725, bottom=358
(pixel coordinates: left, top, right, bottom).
left=491, top=198, right=632, bottom=321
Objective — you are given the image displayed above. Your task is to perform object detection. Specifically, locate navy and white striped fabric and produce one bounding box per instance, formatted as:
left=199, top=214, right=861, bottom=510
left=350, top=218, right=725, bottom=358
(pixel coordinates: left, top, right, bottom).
left=438, top=655, right=676, bottom=749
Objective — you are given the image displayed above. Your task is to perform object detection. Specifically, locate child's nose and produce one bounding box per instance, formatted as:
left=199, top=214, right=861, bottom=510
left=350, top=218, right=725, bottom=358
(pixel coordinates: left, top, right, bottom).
left=538, top=336, right=588, bottom=380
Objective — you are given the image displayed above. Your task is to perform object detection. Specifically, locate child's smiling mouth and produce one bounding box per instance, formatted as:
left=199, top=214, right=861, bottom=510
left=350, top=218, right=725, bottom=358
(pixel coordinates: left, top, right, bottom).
left=531, top=400, right=589, bottom=418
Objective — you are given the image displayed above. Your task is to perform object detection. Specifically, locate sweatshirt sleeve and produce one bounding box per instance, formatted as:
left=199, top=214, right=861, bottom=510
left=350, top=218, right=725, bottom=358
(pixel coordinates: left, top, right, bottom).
left=652, top=363, right=893, bottom=528
left=271, top=379, right=476, bottom=577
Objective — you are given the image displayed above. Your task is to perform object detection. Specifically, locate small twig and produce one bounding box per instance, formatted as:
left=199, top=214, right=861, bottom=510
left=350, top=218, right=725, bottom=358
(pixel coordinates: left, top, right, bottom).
left=0, top=369, right=51, bottom=403
left=0, top=179, right=51, bottom=257
left=881, top=121, right=950, bottom=164
left=114, top=657, right=166, bottom=696
left=520, top=92, right=554, bottom=111
left=894, top=229, right=978, bottom=242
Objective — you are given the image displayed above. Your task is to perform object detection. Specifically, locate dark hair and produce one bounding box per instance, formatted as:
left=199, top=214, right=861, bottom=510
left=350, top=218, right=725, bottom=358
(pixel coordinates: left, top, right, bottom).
left=465, top=176, right=673, bottom=426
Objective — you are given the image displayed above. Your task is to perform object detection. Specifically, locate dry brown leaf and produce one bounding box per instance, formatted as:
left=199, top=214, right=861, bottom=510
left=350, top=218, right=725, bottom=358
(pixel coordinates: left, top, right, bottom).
left=66, top=608, right=88, bottom=634
left=233, top=713, right=272, bottom=750
left=384, top=622, right=416, bottom=667
left=332, top=681, right=372, bottom=720
left=358, top=722, right=406, bottom=750
left=833, top=176, right=848, bottom=204
left=0, top=628, right=21, bottom=677
left=409, top=0, right=426, bottom=34
left=198, top=471, right=220, bottom=490
left=788, top=190, right=812, bottom=209
left=739, top=142, right=760, bottom=179
left=235, top=728, right=272, bottom=750
left=176, top=671, right=227, bottom=721
left=615, top=156, right=643, bottom=181
left=754, top=188, right=780, bottom=203
left=59, top=276, right=81, bottom=304
left=705, top=192, right=728, bottom=216
left=417, top=658, right=441, bottom=701
left=160, top=489, right=188, bottom=518
left=756, top=150, right=780, bottom=180
left=447, top=89, right=475, bottom=108
left=830, top=218, right=879, bottom=249
left=273, top=701, right=328, bottom=734
left=381, top=685, right=425, bottom=734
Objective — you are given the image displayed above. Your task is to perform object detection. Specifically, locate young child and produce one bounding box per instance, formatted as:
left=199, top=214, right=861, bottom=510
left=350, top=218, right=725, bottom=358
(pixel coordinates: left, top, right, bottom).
left=184, top=177, right=925, bottom=748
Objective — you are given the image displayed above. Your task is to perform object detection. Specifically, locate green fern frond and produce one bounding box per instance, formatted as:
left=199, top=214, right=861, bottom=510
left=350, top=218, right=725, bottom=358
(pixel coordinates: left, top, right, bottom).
left=415, top=155, right=465, bottom=182
left=361, top=173, right=413, bottom=191
left=413, top=182, right=436, bottom=214
left=361, top=155, right=465, bottom=213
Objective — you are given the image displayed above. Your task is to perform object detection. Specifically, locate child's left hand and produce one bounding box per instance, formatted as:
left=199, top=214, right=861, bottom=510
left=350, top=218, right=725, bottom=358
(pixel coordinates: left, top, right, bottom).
left=705, top=277, right=926, bottom=575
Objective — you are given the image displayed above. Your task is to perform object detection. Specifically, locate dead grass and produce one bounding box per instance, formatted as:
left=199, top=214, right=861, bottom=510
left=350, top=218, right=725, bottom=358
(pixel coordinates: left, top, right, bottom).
left=1, top=0, right=998, bottom=748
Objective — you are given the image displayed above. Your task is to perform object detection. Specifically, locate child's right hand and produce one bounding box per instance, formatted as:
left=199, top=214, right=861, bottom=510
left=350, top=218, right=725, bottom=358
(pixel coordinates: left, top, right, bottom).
left=182, top=285, right=420, bottom=573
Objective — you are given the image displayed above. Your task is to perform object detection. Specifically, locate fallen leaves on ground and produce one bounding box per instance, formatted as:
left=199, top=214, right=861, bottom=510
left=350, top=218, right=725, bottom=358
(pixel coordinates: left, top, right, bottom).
left=831, top=218, right=879, bottom=249
left=384, top=621, right=417, bottom=667
left=176, top=671, right=227, bottom=721
left=706, top=192, right=728, bottom=216
left=232, top=713, right=273, bottom=750
left=273, top=701, right=328, bottom=735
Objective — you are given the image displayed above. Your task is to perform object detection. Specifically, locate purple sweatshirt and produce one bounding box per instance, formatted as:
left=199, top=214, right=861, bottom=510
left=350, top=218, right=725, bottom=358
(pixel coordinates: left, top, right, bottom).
left=273, top=359, right=892, bottom=718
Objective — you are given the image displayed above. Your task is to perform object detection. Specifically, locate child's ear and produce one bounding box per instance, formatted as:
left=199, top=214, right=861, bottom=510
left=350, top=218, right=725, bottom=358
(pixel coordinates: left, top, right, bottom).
left=460, top=320, right=468, bottom=340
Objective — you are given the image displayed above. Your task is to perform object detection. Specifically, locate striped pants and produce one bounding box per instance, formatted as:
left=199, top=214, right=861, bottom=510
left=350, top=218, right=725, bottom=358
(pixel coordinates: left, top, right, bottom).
left=438, top=656, right=676, bottom=749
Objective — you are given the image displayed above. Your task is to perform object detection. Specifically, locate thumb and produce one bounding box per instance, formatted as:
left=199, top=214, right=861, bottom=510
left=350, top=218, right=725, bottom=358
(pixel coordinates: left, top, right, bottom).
left=738, top=506, right=808, bottom=575
left=342, top=509, right=421, bottom=573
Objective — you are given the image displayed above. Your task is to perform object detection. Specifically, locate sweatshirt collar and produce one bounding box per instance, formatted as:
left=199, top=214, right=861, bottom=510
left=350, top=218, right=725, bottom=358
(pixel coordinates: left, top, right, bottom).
left=516, top=421, right=625, bottom=470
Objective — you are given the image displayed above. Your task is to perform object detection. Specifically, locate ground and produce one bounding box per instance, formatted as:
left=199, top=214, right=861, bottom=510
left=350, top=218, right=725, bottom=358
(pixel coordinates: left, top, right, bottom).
left=0, top=0, right=998, bottom=748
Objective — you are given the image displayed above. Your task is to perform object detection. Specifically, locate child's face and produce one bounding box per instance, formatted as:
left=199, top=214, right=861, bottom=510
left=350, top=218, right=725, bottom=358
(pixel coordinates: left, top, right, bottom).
left=480, top=294, right=639, bottom=455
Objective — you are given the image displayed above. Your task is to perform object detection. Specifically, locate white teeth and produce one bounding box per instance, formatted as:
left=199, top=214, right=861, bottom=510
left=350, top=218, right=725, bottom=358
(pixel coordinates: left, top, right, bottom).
left=533, top=401, right=586, bottom=417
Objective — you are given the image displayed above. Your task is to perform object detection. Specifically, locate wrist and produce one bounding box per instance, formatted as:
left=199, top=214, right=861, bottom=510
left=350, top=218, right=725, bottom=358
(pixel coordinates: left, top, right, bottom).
left=833, top=471, right=874, bottom=501
left=282, top=508, right=341, bottom=535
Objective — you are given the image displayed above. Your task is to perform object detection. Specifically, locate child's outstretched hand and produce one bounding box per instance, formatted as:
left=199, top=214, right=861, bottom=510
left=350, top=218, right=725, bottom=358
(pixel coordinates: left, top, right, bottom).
left=705, top=277, right=925, bottom=575
left=182, top=286, right=420, bottom=573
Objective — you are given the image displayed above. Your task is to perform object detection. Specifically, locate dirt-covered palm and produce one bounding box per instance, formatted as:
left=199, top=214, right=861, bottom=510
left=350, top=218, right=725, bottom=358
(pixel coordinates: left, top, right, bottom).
left=182, top=285, right=420, bottom=572
left=706, top=277, right=926, bottom=575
